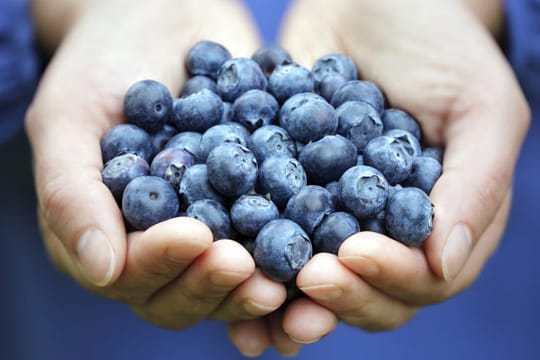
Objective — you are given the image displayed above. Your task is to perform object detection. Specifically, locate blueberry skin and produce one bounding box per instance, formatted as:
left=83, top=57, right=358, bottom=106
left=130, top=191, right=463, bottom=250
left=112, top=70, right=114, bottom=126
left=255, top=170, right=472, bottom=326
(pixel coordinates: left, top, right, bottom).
left=186, top=40, right=232, bottom=80
left=198, top=123, right=250, bottom=162
left=357, top=154, right=364, bottom=166
left=123, top=80, right=173, bottom=134
left=231, top=89, right=279, bottom=132
left=268, top=63, right=315, bottom=103
left=336, top=101, right=383, bottom=153
left=217, top=58, right=268, bottom=102
left=151, top=124, right=177, bottom=155
left=385, top=187, right=433, bottom=246
left=316, top=73, right=347, bottom=102
left=164, top=131, right=202, bottom=160
left=230, top=194, right=279, bottom=237
left=325, top=181, right=344, bottom=210
left=252, top=46, right=293, bottom=77
left=423, top=146, right=444, bottom=164
left=254, top=219, right=312, bottom=282
left=150, top=148, right=194, bottom=190
left=361, top=215, right=387, bottom=235
left=186, top=199, right=232, bottom=241
left=311, top=53, right=358, bottom=85
left=178, top=164, right=225, bottom=210
left=284, top=185, right=335, bottom=235
left=339, top=165, right=389, bottom=220
left=331, top=80, right=385, bottom=114
left=384, top=129, right=422, bottom=157
left=250, top=125, right=297, bottom=163
left=206, top=143, right=258, bottom=197
left=172, top=89, right=223, bottom=133
left=363, top=135, right=413, bottom=185
left=280, top=92, right=338, bottom=143
left=257, top=157, right=307, bottom=208
left=298, top=135, right=357, bottom=185
left=180, top=75, right=218, bottom=97
left=313, top=212, right=360, bottom=254
left=101, top=124, right=153, bottom=163
left=122, top=176, right=179, bottom=231
left=382, top=108, right=421, bottom=140
left=405, top=156, right=442, bottom=194
left=221, top=102, right=233, bottom=124
left=102, top=153, right=150, bottom=203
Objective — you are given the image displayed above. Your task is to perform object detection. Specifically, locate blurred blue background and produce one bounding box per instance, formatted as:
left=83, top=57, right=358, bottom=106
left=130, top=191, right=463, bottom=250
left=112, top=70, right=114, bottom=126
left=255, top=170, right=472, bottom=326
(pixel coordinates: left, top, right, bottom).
left=1, top=0, right=539, bottom=359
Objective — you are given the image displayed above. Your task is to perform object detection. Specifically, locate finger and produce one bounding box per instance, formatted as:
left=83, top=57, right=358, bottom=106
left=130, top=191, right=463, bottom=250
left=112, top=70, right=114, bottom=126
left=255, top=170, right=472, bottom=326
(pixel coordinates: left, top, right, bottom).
left=133, top=240, right=254, bottom=329
left=282, top=296, right=339, bottom=344
left=228, top=319, right=271, bottom=358
left=267, top=310, right=303, bottom=357
left=212, top=269, right=286, bottom=322
left=297, top=253, right=418, bottom=331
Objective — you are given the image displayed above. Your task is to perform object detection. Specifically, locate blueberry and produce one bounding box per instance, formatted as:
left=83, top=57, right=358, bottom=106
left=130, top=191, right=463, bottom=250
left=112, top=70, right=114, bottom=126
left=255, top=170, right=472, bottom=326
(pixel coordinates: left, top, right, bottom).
left=164, top=131, right=202, bottom=160
left=385, top=187, right=433, bottom=246
left=284, top=185, right=335, bottom=235
left=423, top=146, right=444, bottom=164
left=250, top=125, right=297, bottom=163
left=123, top=80, right=173, bottom=134
left=311, top=53, right=358, bottom=85
left=178, top=164, right=225, bottom=210
left=198, top=123, right=250, bottom=162
left=384, top=129, right=422, bottom=157
left=100, top=124, right=153, bottom=163
left=298, top=135, right=357, bottom=185
left=257, top=157, right=307, bottom=208
left=151, top=124, right=177, bottom=155
left=331, top=80, right=385, bottom=114
left=382, top=108, right=421, bottom=140
left=230, top=194, right=279, bottom=237
left=122, top=176, right=179, bottom=231
left=363, top=135, right=413, bottom=185
left=405, top=156, right=442, bottom=194
left=361, top=214, right=387, bottom=235
left=102, top=153, right=150, bottom=203
left=180, top=75, right=218, bottom=97
left=231, top=89, right=279, bottom=132
left=313, top=212, right=360, bottom=254
left=268, top=63, right=315, bottom=103
left=316, top=73, right=347, bottom=102
left=206, top=143, right=258, bottom=197
left=172, top=89, right=223, bottom=133
left=279, top=92, right=338, bottom=143
left=339, top=165, right=389, bottom=219
left=252, top=46, right=293, bottom=77
left=186, top=40, right=232, bottom=80
left=253, top=219, right=312, bottom=282
left=150, top=148, right=194, bottom=190
left=336, top=101, right=383, bottom=152
left=217, top=57, right=268, bottom=102
left=186, top=199, right=232, bottom=241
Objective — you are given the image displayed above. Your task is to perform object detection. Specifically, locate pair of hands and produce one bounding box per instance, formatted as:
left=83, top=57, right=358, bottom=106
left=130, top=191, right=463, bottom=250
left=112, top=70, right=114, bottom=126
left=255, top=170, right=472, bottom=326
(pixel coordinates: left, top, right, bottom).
left=26, top=0, right=529, bottom=356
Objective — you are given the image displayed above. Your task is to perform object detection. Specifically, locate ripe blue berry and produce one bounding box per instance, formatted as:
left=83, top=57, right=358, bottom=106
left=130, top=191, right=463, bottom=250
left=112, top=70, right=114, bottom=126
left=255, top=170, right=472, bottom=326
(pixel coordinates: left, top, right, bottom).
left=217, top=58, right=268, bottom=102
left=284, top=185, right=335, bottom=235
left=186, top=40, right=232, bottom=80
left=230, top=194, right=279, bottom=237
left=331, top=80, right=385, bottom=114
left=186, top=199, right=232, bottom=241
left=313, top=212, right=360, bottom=254
left=124, top=80, right=173, bottom=134
left=100, top=124, right=153, bottom=163
left=257, top=157, right=307, bottom=208
left=102, top=153, right=149, bottom=203
left=231, top=89, right=279, bottom=132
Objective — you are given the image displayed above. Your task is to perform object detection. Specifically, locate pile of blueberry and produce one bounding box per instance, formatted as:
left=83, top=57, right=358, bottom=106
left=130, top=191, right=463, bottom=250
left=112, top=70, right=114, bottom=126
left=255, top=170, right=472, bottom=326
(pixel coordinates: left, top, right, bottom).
left=100, top=40, right=443, bottom=283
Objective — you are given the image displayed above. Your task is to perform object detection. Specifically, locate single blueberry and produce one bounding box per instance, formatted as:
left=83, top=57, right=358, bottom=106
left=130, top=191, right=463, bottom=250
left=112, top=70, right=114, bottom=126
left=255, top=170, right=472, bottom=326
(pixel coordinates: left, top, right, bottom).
left=423, top=146, right=444, bottom=164
left=100, top=124, right=153, bottom=163
left=186, top=40, right=232, bottom=79
left=363, top=135, right=413, bottom=185
left=122, top=176, right=179, bottom=231
left=198, top=123, right=250, bottom=161
left=217, top=57, right=268, bottom=102
left=150, top=148, right=194, bottom=190
left=382, top=108, right=421, bottom=140
left=298, top=135, right=357, bottom=185
left=250, top=125, right=297, bottom=163
left=123, top=79, right=173, bottom=134
left=316, top=73, right=347, bottom=102
left=257, top=157, right=307, bottom=208
left=313, top=212, right=360, bottom=254
left=180, top=75, right=218, bottom=97
left=385, top=187, right=433, bottom=246
left=172, top=89, right=223, bottom=133
left=102, top=153, right=150, bottom=203
left=336, top=101, right=383, bottom=152
left=254, top=219, right=312, bottom=282
left=230, top=194, right=279, bottom=237
left=384, top=129, right=422, bottom=157
left=279, top=92, right=338, bottom=143
left=252, top=46, right=293, bottom=77
left=186, top=199, right=232, bottom=241
left=151, top=124, right=177, bottom=156
left=405, top=156, right=442, bottom=194
left=331, top=80, right=385, bottom=114
left=231, top=89, right=279, bottom=132
left=284, top=185, right=335, bottom=235
left=178, top=164, right=225, bottom=210
left=206, top=143, right=258, bottom=197
left=268, top=63, right=315, bottom=103
left=164, top=131, right=202, bottom=160
left=339, top=165, right=389, bottom=220
left=311, top=53, right=358, bottom=85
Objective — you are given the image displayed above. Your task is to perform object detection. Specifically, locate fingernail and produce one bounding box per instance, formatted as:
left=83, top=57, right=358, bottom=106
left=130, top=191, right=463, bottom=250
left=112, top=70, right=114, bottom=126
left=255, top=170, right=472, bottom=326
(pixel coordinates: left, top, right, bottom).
left=76, top=228, right=115, bottom=287
left=442, top=223, right=473, bottom=281
left=339, top=255, right=380, bottom=277
left=289, top=336, right=321, bottom=345
left=299, top=284, right=343, bottom=301
left=243, top=299, right=279, bottom=315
